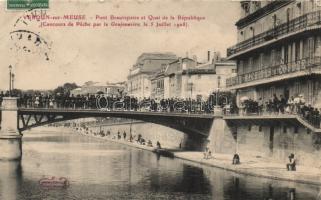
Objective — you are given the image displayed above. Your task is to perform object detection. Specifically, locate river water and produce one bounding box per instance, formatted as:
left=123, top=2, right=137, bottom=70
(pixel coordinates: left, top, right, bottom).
left=2, top=128, right=321, bottom=200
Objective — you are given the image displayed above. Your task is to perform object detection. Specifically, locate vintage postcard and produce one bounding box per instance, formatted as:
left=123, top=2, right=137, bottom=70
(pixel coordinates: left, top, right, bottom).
left=0, top=0, right=321, bottom=199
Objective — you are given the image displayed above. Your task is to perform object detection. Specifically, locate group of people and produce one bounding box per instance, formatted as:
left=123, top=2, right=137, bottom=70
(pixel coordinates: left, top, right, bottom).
left=203, top=149, right=295, bottom=171
left=0, top=91, right=220, bottom=114
left=79, top=125, right=162, bottom=149
left=238, top=94, right=321, bottom=128
left=203, top=148, right=241, bottom=164
left=241, top=94, right=292, bottom=115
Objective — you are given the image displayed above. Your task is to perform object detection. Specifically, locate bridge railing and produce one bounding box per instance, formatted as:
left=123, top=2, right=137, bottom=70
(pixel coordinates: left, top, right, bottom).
left=224, top=109, right=321, bottom=129
left=16, top=99, right=216, bottom=115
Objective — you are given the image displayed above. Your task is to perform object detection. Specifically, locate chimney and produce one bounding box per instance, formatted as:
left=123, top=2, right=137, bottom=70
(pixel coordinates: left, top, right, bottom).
left=192, top=55, right=197, bottom=62
left=192, top=55, right=198, bottom=68
left=215, top=51, right=221, bottom=62
left=207, top=51, right=211, bottom=62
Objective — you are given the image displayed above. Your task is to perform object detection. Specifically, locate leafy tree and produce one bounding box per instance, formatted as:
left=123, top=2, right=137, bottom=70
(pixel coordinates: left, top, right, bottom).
left=53, top=82, right=79, bottom=95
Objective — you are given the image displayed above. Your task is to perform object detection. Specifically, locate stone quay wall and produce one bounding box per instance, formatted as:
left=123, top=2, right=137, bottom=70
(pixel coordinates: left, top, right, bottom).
left=208, top=117, right=321, bottom=168
left=88, top=121, right=186, bottom=149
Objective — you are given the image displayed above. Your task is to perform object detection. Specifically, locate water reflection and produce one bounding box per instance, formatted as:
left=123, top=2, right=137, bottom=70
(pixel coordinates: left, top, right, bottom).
left=0, top=161, right=22, bottom=200
left=0, top=129, right=318, bottom=199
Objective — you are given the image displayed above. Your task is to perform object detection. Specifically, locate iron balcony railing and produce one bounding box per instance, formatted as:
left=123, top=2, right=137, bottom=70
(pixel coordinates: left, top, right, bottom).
left=227, top=10, right=321, bottom=57
left=224, top=111, right=321, bottom=129
left=226, top=56, right=321, bottom=87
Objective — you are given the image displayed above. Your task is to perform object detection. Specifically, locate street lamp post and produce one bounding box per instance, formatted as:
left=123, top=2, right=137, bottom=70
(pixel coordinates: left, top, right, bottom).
left=8, top=65, right=12, bottom=97
left=213, top=88, right=223, bottom=116
left=11, top=73, right=15, bottom=91
left=216, top=88, right=220, bottom=106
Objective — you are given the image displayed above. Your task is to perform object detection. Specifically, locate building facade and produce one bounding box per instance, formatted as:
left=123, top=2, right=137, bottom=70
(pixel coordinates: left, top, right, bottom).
left=70, top=82, right=125, bottom=97
left=127, top=52, right=177, bottom=99
left=150, top=52, right=236, bottom=100
left=220, top=0, right=321, bottom=168
left=227, top=0, right=321, bottom=107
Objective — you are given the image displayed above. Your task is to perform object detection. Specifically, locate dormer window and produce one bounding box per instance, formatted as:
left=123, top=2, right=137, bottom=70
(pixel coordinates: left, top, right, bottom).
left=253, top=1, right=261, bottom=10
left=250, top=26, right=254, bottom=37
left=241, top=1, right=250, bottom=14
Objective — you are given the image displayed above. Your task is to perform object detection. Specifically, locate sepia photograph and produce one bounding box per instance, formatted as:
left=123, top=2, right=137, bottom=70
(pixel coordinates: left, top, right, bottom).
left=1, top=0, right=321, bottom=199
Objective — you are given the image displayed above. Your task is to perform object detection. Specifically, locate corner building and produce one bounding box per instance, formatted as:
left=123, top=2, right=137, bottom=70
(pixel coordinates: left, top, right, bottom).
left=212, top=0, right=321, bottom=167
left=227, top=1, right=321, bottom=106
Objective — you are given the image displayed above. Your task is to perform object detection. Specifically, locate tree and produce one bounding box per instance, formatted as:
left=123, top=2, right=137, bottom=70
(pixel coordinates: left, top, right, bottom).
left=53, top=82, right=79, bottom=95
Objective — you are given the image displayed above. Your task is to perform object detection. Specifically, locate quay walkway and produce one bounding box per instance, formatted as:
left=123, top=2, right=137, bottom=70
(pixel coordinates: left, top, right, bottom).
left=77, top=127, right=321, bottom=186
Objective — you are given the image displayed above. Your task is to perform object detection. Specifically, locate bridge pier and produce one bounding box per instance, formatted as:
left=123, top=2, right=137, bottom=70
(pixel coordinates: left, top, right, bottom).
left=0, top=97, right=22, bottom=161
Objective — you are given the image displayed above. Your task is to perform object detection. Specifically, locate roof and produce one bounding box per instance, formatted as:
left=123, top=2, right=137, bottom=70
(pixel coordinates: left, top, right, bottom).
left=196, top=62, right=215, bottom=70
left=182, top=68, right=215, bottom=75
left=81, top=82, right=125, bottom=88
left=130, top=52, right=177, bottom=75
left=165, top=57, right=197, bottom=75
left=135, top=52, right=177, bottom=65
left=168, top=57, right=195, bottom=65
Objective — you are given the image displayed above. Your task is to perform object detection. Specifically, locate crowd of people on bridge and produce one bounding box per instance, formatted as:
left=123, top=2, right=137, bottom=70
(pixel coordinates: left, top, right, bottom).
left=0, top=91, right=226, bottom=114
left=238, top=94, right=321, bottom=128
left=2, top=89, right=321, bottom=127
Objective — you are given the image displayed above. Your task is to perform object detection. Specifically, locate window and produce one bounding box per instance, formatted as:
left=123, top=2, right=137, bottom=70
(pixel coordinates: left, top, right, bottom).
left=250, top=26, right=255, bottom=37
left=271, top=49, right=276, bottom=66
left=182, top=63, right=187, bottom=70
left=295, top=42, right=300, bottom=61
left=241, top=1, right=250, bottom=14
left=272, top=14, right=277, bottom=28
left=232, top=69, right=237, bottom=73
left=294, top=126, right=299, bottom=134
left=308, top=80, right=313, bottom=103
left=294, top=82, right=300, bottom=96
left=239, top=60, right=244, bottom=74
left=217, top=76, right=221, bottom=88
left=308, top=37, right=315, bottom=59
left=259, top=126, right=262, bottom=132
left=270, top=87, right=275, bottom=98
left=248, top=125, right=252, bottom=131
left=287, top=8, right=291, bottom=23
left=259, top=53, right=264, bottom=69
left=253, top=1, right=261, bottom=10
left=248, top=57, right=253, bottom=71
left=283, top=126, right=287, bottom=133
left=296, top=2, right=302, bottom=16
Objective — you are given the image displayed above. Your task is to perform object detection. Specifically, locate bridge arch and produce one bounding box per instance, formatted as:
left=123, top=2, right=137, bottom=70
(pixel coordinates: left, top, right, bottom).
left=18, top=108, right=214, bottom=150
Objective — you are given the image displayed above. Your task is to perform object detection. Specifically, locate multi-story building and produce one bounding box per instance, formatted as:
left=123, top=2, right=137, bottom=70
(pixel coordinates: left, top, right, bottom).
left=227, top=0, right=321, bottom=106
left=127, top=52, right=177, bottom=99
left=165, top=57, right=198, bottom=99
left=222, top=0, right=321, bottom=167
left=150, top=51, right=236, bottom=100
left=150, top=66, right=167, bottom=99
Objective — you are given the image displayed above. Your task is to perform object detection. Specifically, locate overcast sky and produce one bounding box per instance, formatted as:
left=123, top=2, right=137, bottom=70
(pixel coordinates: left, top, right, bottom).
left=0, top=0, right=239, bottom=90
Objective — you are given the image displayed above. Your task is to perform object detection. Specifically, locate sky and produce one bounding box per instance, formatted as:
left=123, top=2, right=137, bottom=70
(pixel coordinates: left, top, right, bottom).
left=0, top=0, right=239, bottom=90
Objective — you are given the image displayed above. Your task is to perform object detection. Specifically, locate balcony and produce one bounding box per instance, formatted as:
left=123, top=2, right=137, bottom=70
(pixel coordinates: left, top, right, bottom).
left=226, top=56, right=321, bottom=89
left=227, top=10, right=321, bottom=58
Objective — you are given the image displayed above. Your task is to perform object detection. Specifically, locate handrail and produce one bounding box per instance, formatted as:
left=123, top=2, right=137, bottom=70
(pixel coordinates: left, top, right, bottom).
left=224, top=112, right=321, bottom=130
left=226, top=56, right=321, bottom=87
left=227, top=10, right=321, bottom=57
